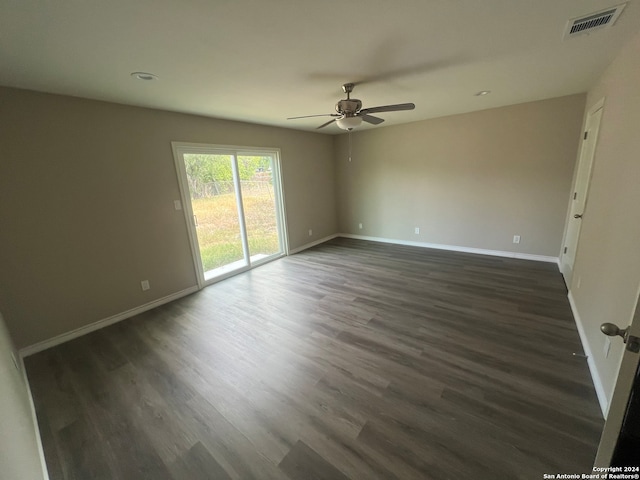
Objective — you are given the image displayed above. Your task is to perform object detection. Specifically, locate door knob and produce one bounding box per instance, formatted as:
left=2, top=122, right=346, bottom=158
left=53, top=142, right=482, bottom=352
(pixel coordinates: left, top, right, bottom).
left=601, top=322, right=628, bottom=339
left=574, top=214, right=583, bottom=219
left=601, top=323, right=640, bottom=354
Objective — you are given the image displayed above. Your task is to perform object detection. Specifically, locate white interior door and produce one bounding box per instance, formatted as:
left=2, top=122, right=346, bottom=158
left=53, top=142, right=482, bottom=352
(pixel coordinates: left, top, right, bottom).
left=594, top=286, right=640, bottom=467
left=561, top=99, right=604, bottom=286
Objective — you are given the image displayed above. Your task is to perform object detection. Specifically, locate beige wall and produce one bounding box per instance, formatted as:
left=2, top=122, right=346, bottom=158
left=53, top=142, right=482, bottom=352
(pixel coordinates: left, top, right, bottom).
left=0, top=313, right=47, bottom=480
left=335, top=94, right=586, bottom=257
left=569, top=30, right=640, bottom=404
left=0, top=87, right=336, bottom=348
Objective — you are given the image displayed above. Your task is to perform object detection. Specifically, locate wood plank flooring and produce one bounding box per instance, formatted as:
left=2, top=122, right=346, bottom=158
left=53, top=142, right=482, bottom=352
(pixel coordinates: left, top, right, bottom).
left=24, top=238, right=604, bottom=479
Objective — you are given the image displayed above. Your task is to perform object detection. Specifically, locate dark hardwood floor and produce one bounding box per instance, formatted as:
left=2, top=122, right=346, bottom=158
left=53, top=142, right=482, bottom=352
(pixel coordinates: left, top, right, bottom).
left=25, top=238, right=604, bottom=479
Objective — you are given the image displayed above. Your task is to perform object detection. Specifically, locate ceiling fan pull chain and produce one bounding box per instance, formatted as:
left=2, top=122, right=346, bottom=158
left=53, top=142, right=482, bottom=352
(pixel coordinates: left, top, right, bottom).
left=349, top=130, right=352, bottom=162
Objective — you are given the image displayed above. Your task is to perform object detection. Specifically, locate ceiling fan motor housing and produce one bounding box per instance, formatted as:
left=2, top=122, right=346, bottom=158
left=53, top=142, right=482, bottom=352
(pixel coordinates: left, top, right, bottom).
left=336, top=98, right=362, bottom=115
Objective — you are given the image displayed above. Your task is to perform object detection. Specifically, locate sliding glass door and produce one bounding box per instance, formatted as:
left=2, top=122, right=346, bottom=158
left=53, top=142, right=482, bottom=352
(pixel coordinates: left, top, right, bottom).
left=237, top=155, right=282, bottom=261
left=173, top=144, right=287, bottom=286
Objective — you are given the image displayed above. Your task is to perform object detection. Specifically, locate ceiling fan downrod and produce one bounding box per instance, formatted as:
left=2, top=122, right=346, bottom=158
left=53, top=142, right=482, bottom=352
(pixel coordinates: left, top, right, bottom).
left=342, top=83, right=355, bottom=99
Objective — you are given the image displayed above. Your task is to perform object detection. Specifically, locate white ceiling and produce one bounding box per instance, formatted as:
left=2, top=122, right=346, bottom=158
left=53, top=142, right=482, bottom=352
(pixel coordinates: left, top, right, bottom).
left=1, top=0, right=639, bottom=134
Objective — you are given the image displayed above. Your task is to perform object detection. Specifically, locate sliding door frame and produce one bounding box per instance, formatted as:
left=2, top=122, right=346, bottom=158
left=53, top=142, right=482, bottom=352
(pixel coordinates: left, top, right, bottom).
left=172, top=142, right=288, bottom=289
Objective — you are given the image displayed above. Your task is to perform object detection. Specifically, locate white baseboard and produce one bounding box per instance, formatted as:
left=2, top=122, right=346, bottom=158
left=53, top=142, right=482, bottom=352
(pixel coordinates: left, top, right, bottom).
left=18, top=234, right=560, bottom=356
left=338, top=234, right=559, bottom=263
left=568, top=291, right=609, bottom=416
left=19, top=286, right=199, bottom=357
left=18, top=355, right=50, bottom=480
left=288, top=234, right=339, bottom=255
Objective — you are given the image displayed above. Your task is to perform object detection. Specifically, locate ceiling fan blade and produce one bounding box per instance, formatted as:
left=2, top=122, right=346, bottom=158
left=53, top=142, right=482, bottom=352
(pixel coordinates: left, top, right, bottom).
left=360, top=114, right=385, bottom=125
left=287, top=113, right=339, bottom=120
left=360, top=103, right=415, bottom=115
left=317, top=118, right=337, bottom=129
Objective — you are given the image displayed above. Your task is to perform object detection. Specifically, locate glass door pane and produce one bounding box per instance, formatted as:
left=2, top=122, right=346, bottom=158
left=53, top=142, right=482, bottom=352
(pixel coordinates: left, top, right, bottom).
left=237, top=155, right=282, bottom=264
left=183, top=153, right=248, bottom=280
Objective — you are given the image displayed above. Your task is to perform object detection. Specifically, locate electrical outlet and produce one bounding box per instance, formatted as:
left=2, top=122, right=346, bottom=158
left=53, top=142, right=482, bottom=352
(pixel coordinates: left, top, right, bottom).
left=415, top=227, right=420, bottom=235
left=308, top=229, right=313, bottom=236
left=359, top=223, right=363, bottom=229
left=604, top=337, right=611, bottom=358
left=513, top=235, right=521, bottom=244
left=141, top=280, right=150, bottom=291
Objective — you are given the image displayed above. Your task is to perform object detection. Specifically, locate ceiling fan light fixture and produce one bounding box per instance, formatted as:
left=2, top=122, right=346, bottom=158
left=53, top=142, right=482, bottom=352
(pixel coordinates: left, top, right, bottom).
left=336, top=116, right=362, bottom=130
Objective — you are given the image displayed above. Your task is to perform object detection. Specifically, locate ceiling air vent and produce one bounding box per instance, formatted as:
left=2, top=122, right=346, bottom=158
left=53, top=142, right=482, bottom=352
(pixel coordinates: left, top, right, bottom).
left=564, top=3, right=626, bottom=39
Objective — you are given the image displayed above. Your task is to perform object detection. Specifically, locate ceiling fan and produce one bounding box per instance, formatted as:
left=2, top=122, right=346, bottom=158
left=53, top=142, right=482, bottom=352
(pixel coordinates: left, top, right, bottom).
left=287, top=83, right=415, bottom=130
